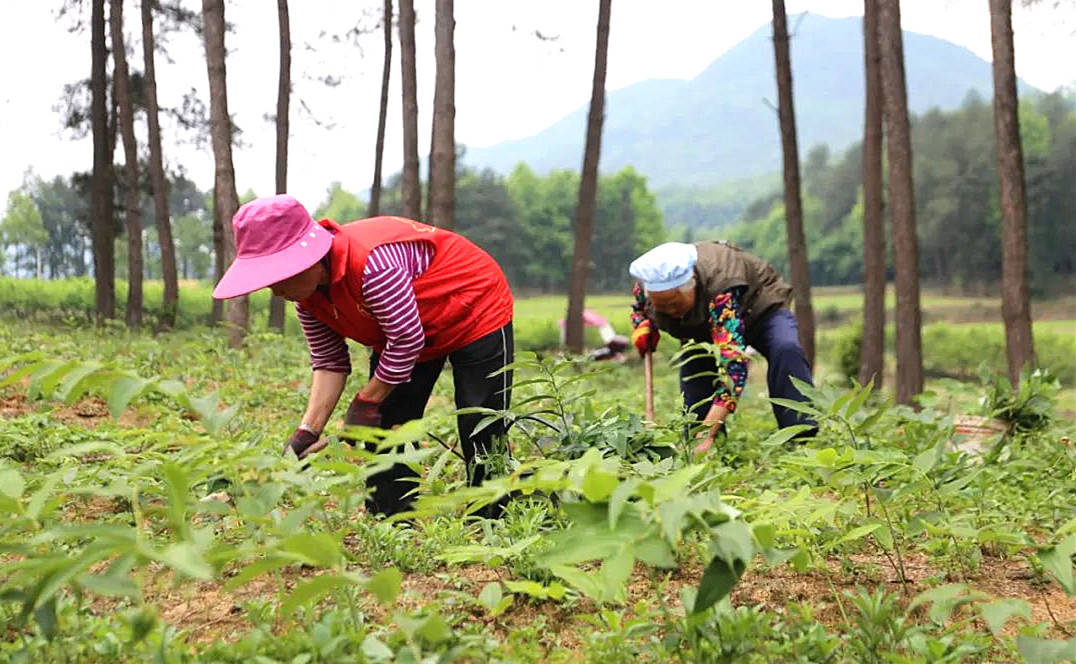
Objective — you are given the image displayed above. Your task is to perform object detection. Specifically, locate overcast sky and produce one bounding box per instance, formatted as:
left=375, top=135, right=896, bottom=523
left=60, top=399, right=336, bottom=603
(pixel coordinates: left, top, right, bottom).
left=2, top=0, right=1074, bottom=210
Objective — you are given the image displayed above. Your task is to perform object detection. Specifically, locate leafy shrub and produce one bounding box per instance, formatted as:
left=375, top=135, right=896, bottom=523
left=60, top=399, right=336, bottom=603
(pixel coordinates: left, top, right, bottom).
left=831, top=322, right=863, bottom=381
left=980, top=367, right=1060, bottom=434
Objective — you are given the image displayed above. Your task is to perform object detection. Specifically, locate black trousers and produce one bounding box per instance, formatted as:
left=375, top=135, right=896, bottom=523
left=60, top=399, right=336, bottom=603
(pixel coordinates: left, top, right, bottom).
left=680, top=309, right=816, bottom=431
left=364, top=323, right=514, bottom=516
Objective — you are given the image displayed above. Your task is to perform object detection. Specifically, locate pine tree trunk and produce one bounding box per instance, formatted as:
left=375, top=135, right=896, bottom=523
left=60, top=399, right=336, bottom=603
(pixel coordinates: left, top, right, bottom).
left=565, top=0, right=611, bottom=354
left=859, top=0, right=886, bottom=387
left=370, top=0, right=393, bottom=217
left=202, top=0, right=247, bottom=346
left=110, top=0, right=143, bottom=331
left=398, top=0, right=421, bottom=219
left=771, top=0, right=815, bottom=368
left=268, top=0, right=291, bottom=333
left=878, top=0, right=923, bottom=404
left=989, top=0, right=1035, bottom=387
left=141, top=0, right=178, bottom=330
left=427, top=0, right=455, bottom=229
left=90, top=0, right=115, bottom=323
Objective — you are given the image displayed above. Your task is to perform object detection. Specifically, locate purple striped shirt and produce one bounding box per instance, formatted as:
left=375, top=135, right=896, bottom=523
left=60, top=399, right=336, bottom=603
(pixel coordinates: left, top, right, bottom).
left=296, top=241, right=435, bottom=384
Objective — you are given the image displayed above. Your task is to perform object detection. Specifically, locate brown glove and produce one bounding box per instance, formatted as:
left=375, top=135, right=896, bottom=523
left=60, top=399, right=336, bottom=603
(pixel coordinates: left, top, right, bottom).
left=345, top=395, right=383, bottom=428
left=283, top=426, right=326, bottom=459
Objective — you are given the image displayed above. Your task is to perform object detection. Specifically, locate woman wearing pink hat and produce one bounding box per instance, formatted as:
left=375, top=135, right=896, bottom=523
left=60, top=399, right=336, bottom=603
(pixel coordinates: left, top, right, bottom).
left=213, top=195, right=514, bottom=517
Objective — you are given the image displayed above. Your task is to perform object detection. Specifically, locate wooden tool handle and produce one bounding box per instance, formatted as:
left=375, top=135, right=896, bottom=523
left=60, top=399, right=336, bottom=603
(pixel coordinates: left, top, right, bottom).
left=643, top=352, right=655, bottom=421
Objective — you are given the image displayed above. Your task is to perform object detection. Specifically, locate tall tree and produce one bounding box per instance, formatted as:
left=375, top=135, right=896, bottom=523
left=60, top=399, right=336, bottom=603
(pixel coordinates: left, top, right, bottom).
left=369, top=0, right=392, bottom=216
left=771, top=0, right=816, bottom=368
left=90, top=0, right=115, bottom=322
left=989, top=0, right=1035, bottom=387
left=426, top=0, right=455, bottom=229
left=141, top=0, right=179, bottom=329
left=268, top=0, right=292, bottom=333
left=878, top=0, right=923, bottom=404
left=565, top=0, right=611, bottom=354
left=859, top=0, right=886, bottom=387
left=202, top=0, right=247, bottom=345
left=110, top=0, right=143, bottom=330
left=398, top=0, right=421, bottom=219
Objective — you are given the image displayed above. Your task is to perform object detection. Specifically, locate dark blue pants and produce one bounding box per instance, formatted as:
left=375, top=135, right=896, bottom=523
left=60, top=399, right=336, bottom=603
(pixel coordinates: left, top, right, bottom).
left=681, top=309, right=816, bottom=431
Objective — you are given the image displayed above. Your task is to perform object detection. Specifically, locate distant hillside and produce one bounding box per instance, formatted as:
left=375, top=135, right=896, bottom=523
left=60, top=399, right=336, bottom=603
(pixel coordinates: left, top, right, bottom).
left=463, top=13, right=1036, bottom=192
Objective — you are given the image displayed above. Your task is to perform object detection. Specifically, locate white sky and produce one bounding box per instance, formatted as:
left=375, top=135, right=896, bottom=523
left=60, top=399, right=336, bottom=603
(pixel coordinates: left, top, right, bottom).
left=2, top=0, right=1074, bottom=209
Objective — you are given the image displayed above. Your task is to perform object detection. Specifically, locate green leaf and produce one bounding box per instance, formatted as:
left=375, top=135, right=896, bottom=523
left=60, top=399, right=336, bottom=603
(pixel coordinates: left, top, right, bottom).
left=581, top=465, right=618, bottom=502
left=1038, top=535, right=1076, bottom=595
left=46, top=441, right=126, bottom=460
left=77, top=572, right=141, bottom=599
left=361, top=635, right=394, bottom=661
left=839, top=522, right=883, bottom=545
left=154, top=542, right=213, bottom=580
left=549, top=564, right=604, bottom=602
left=224, top=557, right=290, bottom=591
left=608, top=478, right=638, bottom=530
left=364, top=568, right=401, bottom=605
left=160, top=463, right=190, bottom=540
left=107, top=375, right=151, bottom=418
left=478, top=582, right=502, bottom=611
left=0, top=468, right=25, bottom=499
left=978, top=599, right=1031, bottom=636
left=27, top=472, right=63, bottom=520
left=693, top=555, right=745, bottom=614
left=415, top=612, right=451, bottom=645
left=909, top=583, right=982, bottom=624
left=280, top=533, right=342, bottom=568
left=634, top=536, right=676, bottom=568
left=1016, top=636, right=1076, bottom=664
left=761, top=425, right=814, bottom=448
left=503, top=580, right=567, bottom=600
left=54, top=362, right=104, bottom=403
left=33, top=597, right=58, bottom=641
left=768, top=397, right=822, bottom=418
left=280, top=574, right=352, bottom=616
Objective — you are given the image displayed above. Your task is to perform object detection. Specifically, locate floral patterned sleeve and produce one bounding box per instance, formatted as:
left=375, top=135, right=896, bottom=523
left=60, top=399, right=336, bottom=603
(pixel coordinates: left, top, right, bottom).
left=709, top=287, right=750, bottom=413
left=630, top=280, right=649, bottom=329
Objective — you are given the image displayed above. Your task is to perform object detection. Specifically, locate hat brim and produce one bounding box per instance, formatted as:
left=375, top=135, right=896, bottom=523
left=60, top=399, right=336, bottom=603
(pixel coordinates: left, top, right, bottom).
left=212, top=231, right=333, bottom=299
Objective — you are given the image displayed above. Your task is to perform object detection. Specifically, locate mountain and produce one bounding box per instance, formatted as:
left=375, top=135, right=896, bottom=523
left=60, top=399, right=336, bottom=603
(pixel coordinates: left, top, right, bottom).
left=462, top=14, right=1036, bottom=189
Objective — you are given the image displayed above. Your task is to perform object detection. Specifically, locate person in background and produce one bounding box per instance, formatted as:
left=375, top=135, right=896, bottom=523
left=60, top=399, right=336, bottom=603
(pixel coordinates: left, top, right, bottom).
left=212, top=195, right=514, bottom=517
left=628, top=241, right=816, bottom=454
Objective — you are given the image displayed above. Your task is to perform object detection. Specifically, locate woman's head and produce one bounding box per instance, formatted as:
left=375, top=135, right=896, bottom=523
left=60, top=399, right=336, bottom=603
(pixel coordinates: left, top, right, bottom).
left=212, top=195, right=332, bottom=300
left=628, top=242, right=699, bottom=318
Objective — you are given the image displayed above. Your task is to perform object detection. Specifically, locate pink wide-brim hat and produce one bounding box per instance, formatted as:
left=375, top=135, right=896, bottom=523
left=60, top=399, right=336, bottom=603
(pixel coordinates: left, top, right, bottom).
left=212, top=195, right=333, bottom=299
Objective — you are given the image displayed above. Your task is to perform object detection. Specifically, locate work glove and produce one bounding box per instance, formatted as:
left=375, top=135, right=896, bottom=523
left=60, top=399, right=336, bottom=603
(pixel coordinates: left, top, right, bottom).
left=630, top=319, right=660, bottom=355
left=283, top=426, right=326, bottom=459
left=345, top=395, right=383, bottom=429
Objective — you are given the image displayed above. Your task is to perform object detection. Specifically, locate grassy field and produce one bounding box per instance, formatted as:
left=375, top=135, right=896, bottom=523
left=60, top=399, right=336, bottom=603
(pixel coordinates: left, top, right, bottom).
left=0, top=285, right=1074, bottom=662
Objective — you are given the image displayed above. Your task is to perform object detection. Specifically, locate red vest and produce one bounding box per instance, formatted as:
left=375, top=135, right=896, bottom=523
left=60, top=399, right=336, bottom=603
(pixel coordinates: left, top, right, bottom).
left=299, top=216, right=513, bottom=362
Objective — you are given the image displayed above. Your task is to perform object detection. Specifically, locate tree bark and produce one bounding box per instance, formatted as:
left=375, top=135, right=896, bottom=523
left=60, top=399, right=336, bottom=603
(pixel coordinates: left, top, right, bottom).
left=141, top=0, right=179, bottom=330
left=90, top=0, right=115, bottom=323
left=398, top=0, right=421, bottom=219
left=771, top=0, right=816, bottom=368
left=989, top=0, right=1035, bottom=387
left=268, top=0, right=291, bottom=333
left=878, top=0, right=923, bottom=404
left=859, top=0, right=886, bottom=387
left=202, top=0, right=247, bottom=346
left=110, top=0, right=143, bottom=331
left=370, top=0, right=392, bottom=216
left=565, top=0, right=611, bottom=354
left=426, top=0, right=455, bottom=229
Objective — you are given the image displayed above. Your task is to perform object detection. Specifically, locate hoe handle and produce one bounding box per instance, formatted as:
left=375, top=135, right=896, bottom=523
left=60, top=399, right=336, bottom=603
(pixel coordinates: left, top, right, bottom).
left=643, top=351, right=655, bottom=421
